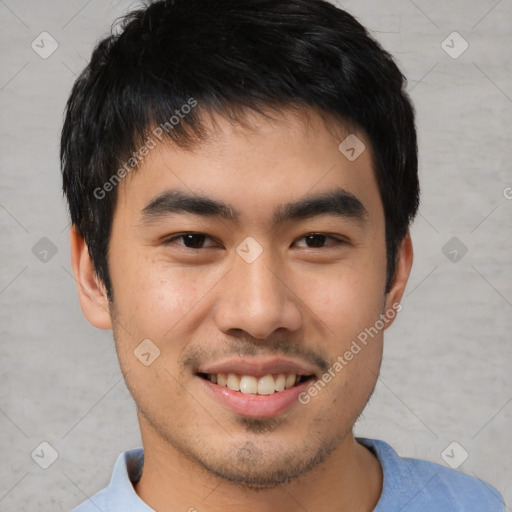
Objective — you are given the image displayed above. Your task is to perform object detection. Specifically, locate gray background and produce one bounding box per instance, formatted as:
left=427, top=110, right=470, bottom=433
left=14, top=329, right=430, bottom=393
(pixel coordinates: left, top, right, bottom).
left=1, top=0, right=511, bottom=510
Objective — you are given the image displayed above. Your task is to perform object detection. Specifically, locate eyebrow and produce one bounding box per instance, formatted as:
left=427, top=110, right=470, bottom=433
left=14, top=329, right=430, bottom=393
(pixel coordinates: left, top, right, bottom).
left=139, top=188, right=368, bottom=227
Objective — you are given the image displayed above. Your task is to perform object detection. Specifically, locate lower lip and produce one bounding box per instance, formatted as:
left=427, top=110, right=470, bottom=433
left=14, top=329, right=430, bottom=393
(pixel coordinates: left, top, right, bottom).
left=197, top=376, right=313, bottom=418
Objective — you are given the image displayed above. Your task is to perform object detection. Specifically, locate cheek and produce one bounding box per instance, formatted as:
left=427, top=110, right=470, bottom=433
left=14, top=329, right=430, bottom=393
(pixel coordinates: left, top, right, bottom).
left=110, top=259, right=231, bottom=391
left=110, top=249, right=206, bottom=337
left=295, top=264, right=386, bottom=342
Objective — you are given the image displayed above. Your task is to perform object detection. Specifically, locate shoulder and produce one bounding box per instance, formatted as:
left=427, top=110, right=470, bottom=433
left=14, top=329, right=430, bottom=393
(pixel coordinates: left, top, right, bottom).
left=358, top=438, right=505, bottom=512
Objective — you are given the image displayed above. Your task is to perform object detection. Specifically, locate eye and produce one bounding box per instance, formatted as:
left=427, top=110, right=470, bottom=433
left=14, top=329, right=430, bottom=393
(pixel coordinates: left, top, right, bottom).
left=294, top=233, right=345, bottom=248
left=163, top=233, right=218, bottom=249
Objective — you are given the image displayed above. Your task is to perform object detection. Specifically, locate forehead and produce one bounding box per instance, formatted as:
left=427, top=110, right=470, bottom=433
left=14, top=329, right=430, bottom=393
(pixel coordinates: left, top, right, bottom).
left=115, top=106, right=383, bottom=228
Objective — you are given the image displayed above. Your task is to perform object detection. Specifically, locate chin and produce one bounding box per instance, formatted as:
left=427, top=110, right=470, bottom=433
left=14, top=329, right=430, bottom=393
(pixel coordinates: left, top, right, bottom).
left=186, top=436, right=340, bottom=490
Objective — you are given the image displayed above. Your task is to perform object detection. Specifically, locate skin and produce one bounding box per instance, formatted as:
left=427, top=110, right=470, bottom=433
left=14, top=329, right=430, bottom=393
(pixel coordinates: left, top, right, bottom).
left=71, top=106, right=413, bottom=512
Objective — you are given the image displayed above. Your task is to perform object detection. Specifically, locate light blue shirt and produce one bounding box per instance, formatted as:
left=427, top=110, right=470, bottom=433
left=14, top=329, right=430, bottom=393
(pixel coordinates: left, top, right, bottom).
left=71, top=438, right=505, bottom=511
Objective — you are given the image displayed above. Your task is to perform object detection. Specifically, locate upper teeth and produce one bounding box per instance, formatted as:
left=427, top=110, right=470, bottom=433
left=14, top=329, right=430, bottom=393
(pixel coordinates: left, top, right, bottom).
left=209, top=373, right=300, bottom=395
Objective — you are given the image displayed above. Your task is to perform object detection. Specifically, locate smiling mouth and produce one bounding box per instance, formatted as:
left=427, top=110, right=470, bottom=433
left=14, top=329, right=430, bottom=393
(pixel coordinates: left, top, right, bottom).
left=197, top=373, right=314, bottom=396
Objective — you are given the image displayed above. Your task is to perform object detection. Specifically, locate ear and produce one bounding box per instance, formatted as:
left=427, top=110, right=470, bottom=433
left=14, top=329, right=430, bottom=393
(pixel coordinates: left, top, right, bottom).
left=384, top=231, right=413, bottom=326
left=70, top=225, right=113, bottom=330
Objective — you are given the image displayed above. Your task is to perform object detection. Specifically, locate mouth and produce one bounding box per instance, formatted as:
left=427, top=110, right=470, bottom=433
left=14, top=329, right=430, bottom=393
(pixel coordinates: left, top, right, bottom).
left=197, top=372, right=313, bottom=395
left=194, top=358, right=318, bottom=418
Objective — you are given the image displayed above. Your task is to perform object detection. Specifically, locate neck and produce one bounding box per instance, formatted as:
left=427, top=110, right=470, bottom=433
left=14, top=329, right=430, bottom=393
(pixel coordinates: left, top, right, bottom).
left=134, top=421, right=382, bottom=512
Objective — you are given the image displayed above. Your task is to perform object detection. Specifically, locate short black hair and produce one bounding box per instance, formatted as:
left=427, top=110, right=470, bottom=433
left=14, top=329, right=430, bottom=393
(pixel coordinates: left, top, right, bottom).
left=61, top=0, right=419, bottom=301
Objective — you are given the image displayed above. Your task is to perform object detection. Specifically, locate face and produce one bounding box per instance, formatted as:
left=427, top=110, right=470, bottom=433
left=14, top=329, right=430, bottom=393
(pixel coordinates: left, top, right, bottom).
left=74, top=107, right=411, bottom=488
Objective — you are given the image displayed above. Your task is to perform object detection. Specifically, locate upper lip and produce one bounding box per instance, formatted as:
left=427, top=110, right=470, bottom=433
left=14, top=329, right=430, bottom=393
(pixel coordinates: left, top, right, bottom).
left=196, top=357, right=318, bottom=379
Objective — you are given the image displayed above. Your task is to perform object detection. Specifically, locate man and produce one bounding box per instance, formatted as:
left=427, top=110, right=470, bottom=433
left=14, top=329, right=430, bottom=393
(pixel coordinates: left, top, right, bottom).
left=62, top=0, right=504, bottom=510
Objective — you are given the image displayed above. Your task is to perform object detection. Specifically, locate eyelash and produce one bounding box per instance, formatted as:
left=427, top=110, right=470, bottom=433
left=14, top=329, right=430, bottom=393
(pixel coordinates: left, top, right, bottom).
left=163, top=232, right=346, bottom=250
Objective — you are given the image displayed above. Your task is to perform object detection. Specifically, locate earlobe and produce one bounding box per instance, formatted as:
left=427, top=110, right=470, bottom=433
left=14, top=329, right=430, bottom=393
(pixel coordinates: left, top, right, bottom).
left=384, top=231, right=414, bottom=321
left=70, top=225, right=113, bottom=330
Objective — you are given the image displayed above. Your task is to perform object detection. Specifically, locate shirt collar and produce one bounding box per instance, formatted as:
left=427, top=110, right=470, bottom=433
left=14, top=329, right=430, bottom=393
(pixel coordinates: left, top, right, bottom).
left=106, top=448, right=154, bottom=511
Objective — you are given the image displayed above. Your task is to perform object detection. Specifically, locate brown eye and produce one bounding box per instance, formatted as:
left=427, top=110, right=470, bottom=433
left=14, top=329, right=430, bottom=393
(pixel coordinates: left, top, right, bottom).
left=304, top=234, right=328, bottom=248
left=294, top=233, right=344, bottom=248
left=164, top=233, right=217, bottom=249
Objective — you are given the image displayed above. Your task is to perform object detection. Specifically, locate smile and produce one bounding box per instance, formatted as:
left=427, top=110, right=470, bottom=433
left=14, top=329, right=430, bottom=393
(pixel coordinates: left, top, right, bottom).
left=198, top=373, right=311, bottom=395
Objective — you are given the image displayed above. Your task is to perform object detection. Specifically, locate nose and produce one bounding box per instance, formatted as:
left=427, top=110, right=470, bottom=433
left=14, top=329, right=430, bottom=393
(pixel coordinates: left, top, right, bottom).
left=213, top=246, right=303, bottom=340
